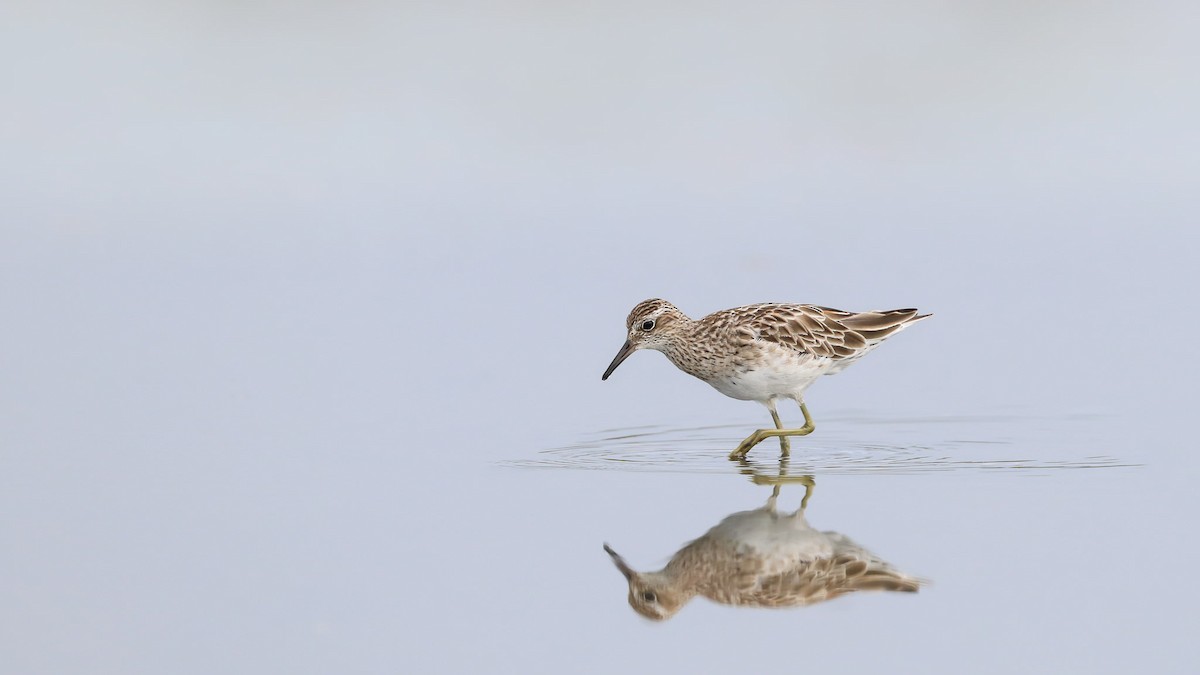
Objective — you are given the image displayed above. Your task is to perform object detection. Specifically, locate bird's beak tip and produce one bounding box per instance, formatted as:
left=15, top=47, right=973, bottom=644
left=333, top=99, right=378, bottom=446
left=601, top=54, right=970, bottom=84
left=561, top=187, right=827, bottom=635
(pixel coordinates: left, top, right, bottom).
left=604, top=542, right=635, bottom=579
left=602, top=340, right=635, bottom=381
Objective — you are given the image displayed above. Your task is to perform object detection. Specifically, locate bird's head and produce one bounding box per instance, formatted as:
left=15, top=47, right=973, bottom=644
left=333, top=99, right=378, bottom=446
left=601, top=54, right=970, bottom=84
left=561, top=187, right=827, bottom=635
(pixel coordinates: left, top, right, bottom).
left=603, top=543, right=687, bottom=621
left=601, top=299, right=688, bottom=380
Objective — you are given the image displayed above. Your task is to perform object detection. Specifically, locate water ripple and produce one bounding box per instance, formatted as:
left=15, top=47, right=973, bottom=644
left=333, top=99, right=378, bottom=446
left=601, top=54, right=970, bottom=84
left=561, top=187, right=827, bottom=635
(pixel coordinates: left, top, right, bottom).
left=502, top=415, right=1138, bottom=476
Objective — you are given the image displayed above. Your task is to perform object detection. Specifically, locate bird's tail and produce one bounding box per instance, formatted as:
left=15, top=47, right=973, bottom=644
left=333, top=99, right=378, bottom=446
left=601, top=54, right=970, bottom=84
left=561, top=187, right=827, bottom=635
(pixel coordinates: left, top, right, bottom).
left=834, top=553, right=925, bottom=594
left=839, top=308, right=931, bottom=344
left=820, top=308, right=930, bottom=375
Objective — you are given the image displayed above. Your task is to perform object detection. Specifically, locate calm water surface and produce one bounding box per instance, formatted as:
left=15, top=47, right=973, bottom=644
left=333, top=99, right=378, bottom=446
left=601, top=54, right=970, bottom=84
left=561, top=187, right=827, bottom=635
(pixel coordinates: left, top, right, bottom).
left=3, top=4, right=1199, bottom=674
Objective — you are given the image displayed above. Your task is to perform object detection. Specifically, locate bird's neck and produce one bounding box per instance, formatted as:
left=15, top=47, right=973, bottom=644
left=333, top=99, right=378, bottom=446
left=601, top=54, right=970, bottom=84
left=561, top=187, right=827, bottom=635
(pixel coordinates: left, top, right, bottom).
left=659, top=319, right=719, bottom=379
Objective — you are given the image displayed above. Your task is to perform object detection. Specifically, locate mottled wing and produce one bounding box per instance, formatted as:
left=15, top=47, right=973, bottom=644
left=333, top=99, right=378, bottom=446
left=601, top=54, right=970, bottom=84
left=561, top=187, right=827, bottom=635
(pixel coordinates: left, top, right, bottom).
left=736, top=305, right=862, bottom=359
left=743, top=304, right=927, bottom=361
left=749, top=553, right=921, bottom=607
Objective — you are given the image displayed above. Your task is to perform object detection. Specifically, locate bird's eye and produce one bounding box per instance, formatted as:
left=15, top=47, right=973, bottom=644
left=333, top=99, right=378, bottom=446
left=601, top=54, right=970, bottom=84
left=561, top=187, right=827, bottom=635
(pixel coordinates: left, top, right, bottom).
left=642, top=591, right=657, bottom=603
left=641, top=319, right=655, bottom=331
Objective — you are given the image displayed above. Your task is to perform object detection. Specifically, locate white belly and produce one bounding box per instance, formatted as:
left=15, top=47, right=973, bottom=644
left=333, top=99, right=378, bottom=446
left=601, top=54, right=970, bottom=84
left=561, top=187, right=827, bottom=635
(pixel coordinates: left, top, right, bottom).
left=708, top=510, right=835, bottom=574
left=703, top=346, right=833, bottom=401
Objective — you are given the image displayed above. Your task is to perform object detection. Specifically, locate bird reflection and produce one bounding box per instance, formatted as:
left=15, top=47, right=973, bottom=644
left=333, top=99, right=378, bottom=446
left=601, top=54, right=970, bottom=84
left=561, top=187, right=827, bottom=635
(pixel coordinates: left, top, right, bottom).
left=604, top=462, right=923, bottom=620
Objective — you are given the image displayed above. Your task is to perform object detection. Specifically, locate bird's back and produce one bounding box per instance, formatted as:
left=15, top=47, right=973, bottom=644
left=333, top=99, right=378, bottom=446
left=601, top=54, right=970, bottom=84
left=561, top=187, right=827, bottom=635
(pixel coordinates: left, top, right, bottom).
left=670, top=512, right=921, bottom=607
left=654, top=302, right=930, bottom=401
left=701, top=303, right=929, bottom=375
left=747, top=536, right=923, bottom=607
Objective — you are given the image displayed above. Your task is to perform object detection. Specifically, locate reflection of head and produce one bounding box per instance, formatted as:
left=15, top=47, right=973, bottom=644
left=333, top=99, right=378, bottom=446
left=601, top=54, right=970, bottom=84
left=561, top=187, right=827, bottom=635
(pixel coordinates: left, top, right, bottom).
left=603, top=544, right=687, bottom=621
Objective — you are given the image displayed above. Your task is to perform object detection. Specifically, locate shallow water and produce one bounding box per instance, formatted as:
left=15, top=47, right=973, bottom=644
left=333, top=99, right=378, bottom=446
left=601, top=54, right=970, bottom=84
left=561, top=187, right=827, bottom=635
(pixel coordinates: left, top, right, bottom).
left=4, top=4, right=1200, bottom=674
left=511, top=415, right=1135, bottom=475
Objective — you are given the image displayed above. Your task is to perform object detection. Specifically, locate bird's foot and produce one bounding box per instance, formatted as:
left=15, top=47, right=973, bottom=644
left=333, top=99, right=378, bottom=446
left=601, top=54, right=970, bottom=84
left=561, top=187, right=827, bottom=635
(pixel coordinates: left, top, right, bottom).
left=729, top=429, right=769, bottom=460
left=729, top=425, right=814, bottom=460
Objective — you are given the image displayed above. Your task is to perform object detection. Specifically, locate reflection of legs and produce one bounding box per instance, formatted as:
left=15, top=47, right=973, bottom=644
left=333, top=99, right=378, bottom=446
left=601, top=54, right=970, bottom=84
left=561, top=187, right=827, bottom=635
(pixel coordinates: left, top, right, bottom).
left=729, top=400, right=816, bottom=460
left=798, top=475, right=814, bottom=511
left=765, top=484, right=781, bottom=511
left=767, top=479, right=813, bottom=516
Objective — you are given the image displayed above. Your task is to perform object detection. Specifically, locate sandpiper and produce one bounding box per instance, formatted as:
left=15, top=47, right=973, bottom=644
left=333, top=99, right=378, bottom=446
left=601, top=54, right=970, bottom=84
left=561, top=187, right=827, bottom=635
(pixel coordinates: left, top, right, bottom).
left=604, top=480, right=922, bottom=620
left=602, top=299, right=930, bottom=458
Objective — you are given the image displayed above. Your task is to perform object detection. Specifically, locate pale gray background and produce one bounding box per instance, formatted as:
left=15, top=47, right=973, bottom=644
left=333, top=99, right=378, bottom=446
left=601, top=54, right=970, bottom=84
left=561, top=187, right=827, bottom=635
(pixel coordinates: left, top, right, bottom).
left=2, top=3, right=1198, bottom=674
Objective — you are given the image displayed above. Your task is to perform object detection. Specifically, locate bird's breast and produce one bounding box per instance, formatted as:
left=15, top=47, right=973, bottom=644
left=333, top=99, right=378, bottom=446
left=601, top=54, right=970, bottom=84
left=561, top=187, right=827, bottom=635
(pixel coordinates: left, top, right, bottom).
left=699, top=346, right=832, bottom=401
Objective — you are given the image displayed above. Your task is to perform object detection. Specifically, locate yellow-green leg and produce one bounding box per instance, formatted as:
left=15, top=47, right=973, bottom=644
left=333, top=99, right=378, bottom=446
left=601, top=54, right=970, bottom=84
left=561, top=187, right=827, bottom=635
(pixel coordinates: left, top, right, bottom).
left=768, top=401, right=791, bottom=456
left=729, top=401, right=815, bottom=460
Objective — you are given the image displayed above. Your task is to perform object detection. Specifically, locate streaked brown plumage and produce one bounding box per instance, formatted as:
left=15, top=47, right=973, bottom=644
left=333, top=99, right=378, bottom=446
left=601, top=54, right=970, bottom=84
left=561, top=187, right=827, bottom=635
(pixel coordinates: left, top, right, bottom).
left=602, top=299, right=931, bottom=458
left=605, top=483, right=922, bottom=620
